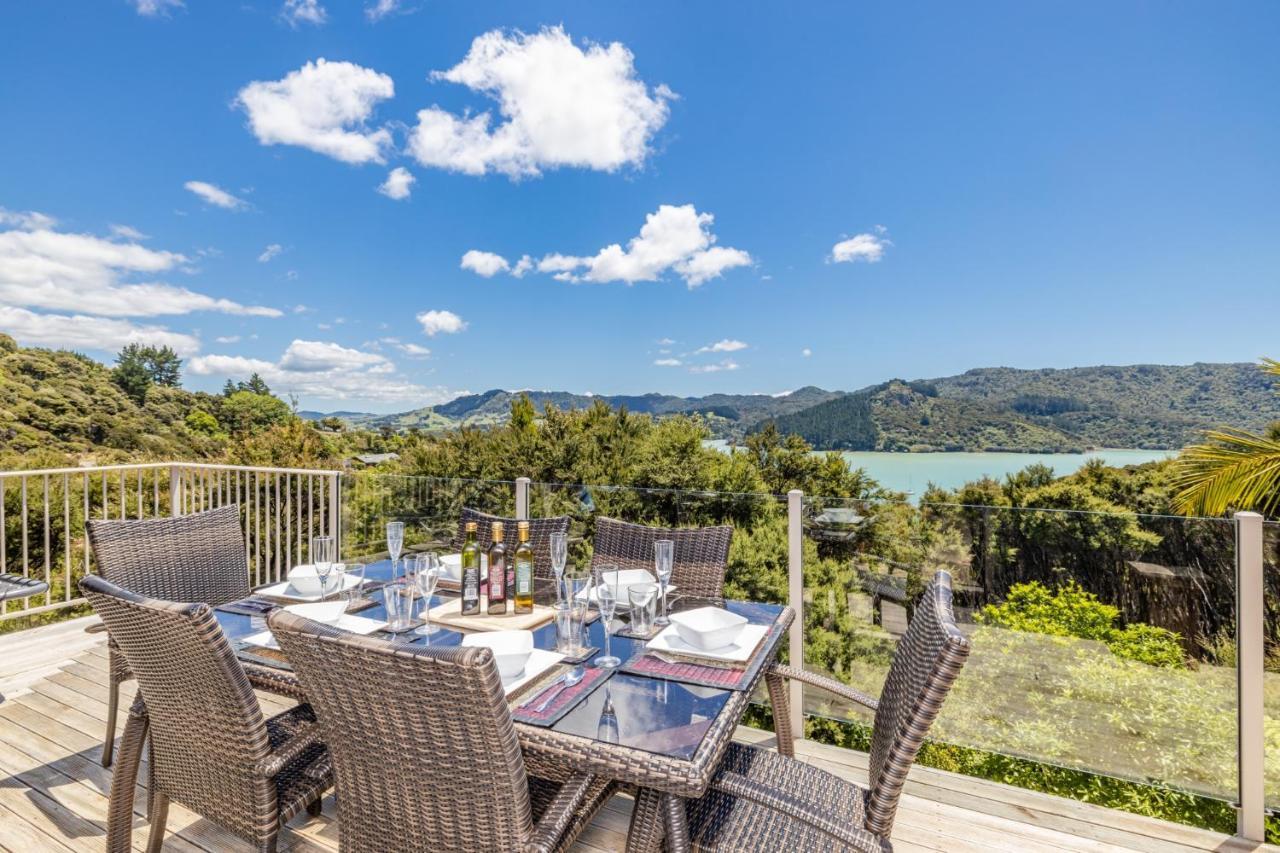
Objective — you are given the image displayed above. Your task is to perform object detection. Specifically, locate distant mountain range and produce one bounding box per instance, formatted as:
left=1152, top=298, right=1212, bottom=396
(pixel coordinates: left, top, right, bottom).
left=302, top=362, right=1280, bottom=452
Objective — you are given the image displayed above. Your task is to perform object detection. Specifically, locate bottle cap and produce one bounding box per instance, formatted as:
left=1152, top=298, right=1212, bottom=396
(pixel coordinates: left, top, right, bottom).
left=465, top=521, right=477, bottom=532
left=492, top=521, right=504, bottom=538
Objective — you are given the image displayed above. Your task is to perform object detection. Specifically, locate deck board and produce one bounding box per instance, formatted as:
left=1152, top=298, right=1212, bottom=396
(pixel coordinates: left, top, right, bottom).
left=0, top=622, right=1270, bottom=852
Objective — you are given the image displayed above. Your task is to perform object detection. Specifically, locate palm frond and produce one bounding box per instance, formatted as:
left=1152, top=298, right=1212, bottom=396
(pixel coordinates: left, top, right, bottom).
left=1172, top=426, right=1280, bottom=517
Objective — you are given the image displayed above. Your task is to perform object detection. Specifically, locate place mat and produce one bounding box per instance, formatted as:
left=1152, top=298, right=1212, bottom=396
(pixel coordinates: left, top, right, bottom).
left=619, top=620, right=786, bottom=691
left=217, top=597, right=279, bottom=617
left=555, top=645, right=599, bottom=665
left=428, top=599, right=555, bottom=633
left=513, top=665, right=612, bottom=727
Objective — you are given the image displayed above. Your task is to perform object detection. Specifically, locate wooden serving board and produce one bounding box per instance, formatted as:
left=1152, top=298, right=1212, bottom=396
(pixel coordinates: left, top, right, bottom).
left=427, top=598, right=555, bottom=632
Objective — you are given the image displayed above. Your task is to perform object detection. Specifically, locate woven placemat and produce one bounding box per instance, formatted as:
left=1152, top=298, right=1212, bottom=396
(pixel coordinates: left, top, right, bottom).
left=512, top=665, right=612, bottom=727
left=618, top=619, right=785, bottom=692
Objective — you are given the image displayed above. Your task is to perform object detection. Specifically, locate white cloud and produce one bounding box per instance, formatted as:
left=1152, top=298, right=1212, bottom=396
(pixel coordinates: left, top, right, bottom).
left=831, top=227, right=891, bottom=264
left=236, top=59, right=394, bottom=165
left=0, top=221, right=281, bottom=318
left=184, top=181, right=247, bottom=210
left=0, top=208, right=57, bottom=230
left=0, top=306, right=200, bottom=356
left=802, top=347, right=812, bottom=357
left=190, top=339, right=449, bottom=404
left=364, top=0, right=401, bottom=21
left=406, top=26, right=674, bottom=178
left=281, top=0, right=326, bottom=27
left=132, top=0, right=183, bottom=16
left=215, top=335, right=241, bottom=344
left=460, top=250, right=510, bottom=277
left=696, top=339, right=747, bottom=354
left=110, top=224, right=148, bottom=241
left=534, top=204, right=751, bottom=288
left=416, top=309, right=466, bottom=336
left=511, top=255, right=533, bottom=277
left=258, top=243, right=284, bottom=263
left=689, top=359, right=739, bottom=374
left=656, top=337, right=675, bottom=346
left=377, top=167, right=415, bottom=200
left=653, top=358, right=681, bottom=367
left=395, top=342, right=431, bottom=357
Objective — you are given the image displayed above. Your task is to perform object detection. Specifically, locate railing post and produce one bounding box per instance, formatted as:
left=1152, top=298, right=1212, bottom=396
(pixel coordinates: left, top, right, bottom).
left=1234, top=511, right=1265, bottom=842
left=515, top=477, right=530, bottom=521
left=328, top=472, right=341, bottom=558
left=787, top=489, right=805, bottom=743
left=168, top=465, right=182, bottom=517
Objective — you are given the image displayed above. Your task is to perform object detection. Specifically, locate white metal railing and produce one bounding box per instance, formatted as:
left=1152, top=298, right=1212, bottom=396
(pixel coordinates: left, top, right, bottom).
left=0, top=462, right=340, bottom=620
left=0, top=463, right=1267, bottom=842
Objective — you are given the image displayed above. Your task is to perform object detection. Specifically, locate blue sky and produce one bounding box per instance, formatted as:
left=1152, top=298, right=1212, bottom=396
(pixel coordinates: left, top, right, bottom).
left=1, top=1, right=1277, bottom=412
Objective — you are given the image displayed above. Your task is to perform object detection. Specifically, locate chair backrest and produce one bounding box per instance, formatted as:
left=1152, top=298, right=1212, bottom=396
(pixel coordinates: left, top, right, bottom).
left=87, top=504, right=251, bottom=606
left=268, top=608, right=535, bottom=852
left=590, top=517, right=732, bottom=599
left=78, top=573, right=273, bottom=839
left=452, top=507, right=570, bottom=580
left=864, top=571, right=970, bottom=836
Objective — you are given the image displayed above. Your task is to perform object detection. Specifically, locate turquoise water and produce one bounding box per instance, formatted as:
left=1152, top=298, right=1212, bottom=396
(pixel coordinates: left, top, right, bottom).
left=704, top=441, right=1172, bottom=496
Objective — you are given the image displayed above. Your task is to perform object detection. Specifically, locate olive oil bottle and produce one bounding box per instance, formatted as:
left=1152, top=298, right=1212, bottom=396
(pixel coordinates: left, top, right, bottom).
left=487, top=522, right=508, bottom=615
left=514, top=521, right=534, bottom=614
left=460, top=522, right=481, bottom=615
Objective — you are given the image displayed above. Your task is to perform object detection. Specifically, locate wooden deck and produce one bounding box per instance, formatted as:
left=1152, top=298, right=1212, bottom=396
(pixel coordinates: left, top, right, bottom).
left=0, top=618, right=1271, bottom=853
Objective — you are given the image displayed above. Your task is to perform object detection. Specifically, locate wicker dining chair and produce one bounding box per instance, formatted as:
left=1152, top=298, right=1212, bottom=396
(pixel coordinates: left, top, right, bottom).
left=87, top=504, right=256, bottom=767
left=452, top=507, right=571, bottom=581
left=269, top=607, right=617, bottom=853
left=679, top=571, right=971, bottom=853
left=590, top=517, right=732, bottom=600
left=79, top=574, right=332, bottom=853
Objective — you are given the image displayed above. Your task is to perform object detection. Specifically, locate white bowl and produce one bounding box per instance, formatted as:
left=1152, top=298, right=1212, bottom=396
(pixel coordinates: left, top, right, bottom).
left=669, top=607, right=749, bottom=651
left=284, top=600, right=346, bottom=625
left=462, top=630, right=534, bottom=679
left=287, top=564, right=325, bottom=596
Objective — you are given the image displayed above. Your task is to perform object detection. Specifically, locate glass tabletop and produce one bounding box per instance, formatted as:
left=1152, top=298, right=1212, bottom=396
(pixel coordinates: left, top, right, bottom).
left=216, top=559, right=785, bottom=763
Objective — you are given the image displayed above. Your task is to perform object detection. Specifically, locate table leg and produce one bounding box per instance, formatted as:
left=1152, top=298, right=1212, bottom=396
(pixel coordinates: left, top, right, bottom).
left=662, top=793, right=691, bottom=852
left=625, top=788, right=666, bottom=853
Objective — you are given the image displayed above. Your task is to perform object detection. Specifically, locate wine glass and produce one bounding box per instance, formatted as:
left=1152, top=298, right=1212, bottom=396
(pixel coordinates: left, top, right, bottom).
left=593, top=565, right=621, bottom=669
left=596, top=688, right=620, bottom=744
left=311, top=536, right=334, bottom=601
left=550, top=532, right=568, bottom=605
left=653, top=540, right=674, bottom=626
left=414, top=553, right=442, bottom=636
left=386, top=521, right=405, bottom=579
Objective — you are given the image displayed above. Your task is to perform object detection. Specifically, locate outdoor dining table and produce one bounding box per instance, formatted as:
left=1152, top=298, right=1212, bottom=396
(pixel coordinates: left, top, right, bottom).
left=213, top=559, right=794, bottom=852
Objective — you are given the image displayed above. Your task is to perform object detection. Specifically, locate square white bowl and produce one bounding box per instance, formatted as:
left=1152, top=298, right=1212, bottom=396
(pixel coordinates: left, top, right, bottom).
left=462, top=630, right=535, bottom=679
left=286, top=564, right=325, bottom=596
left=668, top=607, right=748, bottom=651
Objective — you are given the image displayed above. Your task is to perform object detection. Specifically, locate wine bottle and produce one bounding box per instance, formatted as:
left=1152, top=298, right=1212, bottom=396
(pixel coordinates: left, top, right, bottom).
left=461, top=521, right=481, bottom=615
left=514, top=521, right=534, bottom=614
left=487, top=522, right=507, bottom=615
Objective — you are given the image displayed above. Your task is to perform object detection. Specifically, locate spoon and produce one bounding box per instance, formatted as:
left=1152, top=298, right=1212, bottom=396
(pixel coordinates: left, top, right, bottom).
left=532, top=665, right=585, bottom=713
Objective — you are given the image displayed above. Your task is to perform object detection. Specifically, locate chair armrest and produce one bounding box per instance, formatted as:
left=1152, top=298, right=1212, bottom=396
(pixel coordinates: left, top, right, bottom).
left=253, top=719, right=325, bottom=779
left=769, top=663, right=879, bottom=712
left=711, top=771, right=887, bottom=852
left=522, top=772, right=597, bottom=853
left=84, top=621, right=108, bottom=635
left=244, top=664, right=309, bottom=703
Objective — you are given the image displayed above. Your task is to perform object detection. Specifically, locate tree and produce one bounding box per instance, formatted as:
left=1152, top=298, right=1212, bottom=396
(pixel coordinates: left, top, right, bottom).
left=111, top=356, right=151, bottom=404
left=1173, top=359, right=1280, bottom=516
left=112, top=344, right=182, bottom=402
left=244, top=373, right=271, bottom=396
left=219, top=391, right=292, bottom=434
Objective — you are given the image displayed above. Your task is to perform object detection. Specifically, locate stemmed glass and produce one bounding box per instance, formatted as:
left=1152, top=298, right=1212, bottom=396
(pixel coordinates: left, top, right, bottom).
left=593, top=565, right=621, bottom=669
left=311, top=536, right=334, bottom=601
left=386, top=521, right=405, bottom=579
left=653, top=540, right=674, bottom=626
left=595, top=688, right=619, bottom=744
left=414, top=553, right=442, bottom=636
left=550, top=532, right=568, bottom=605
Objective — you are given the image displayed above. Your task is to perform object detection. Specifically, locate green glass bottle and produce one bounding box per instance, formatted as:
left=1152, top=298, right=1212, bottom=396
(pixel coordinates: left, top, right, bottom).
left=460, top=521, right=481, bottom=615
left=514, top=521, right=534, bottom=614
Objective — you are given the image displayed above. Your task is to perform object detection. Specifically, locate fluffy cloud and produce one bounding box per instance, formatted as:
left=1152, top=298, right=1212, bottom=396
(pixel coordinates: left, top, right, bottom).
left=459, top=250, right=510, bottom=277
left=416, top=309, right=466, bottom=336
left=696, top=339, right=747, bottom=354
left=281, top=0, right=326, bottom=27
left=215, top=335, right=241, bottom=344
left=536, top=205, right=750, bottom=288
left=802, top=347, right=812, bottom=357
left=653, top=358, right=681, bottom=367
left=407, top=26, right=674, bottom=178
left=377, top=167, right=415, bottom=200
left=0, top=306, right=200, bottom=356
left=258, top=243, right=284, bottom=263
left=689, top=360, right=739, bottom=374
left=190, top=339, right=448, bottom=404
left=0, top=222, right=280, bottom=318
left=831, top=226, right=891, bottom=264
left=0, top=208, right=57, bottom=230
left=132, top=0, right=183, bottom=16
left=184, top=181, right=247, bottom=210
left=110, top=224, right=148, bottom=241
left=236, top=59, right=394, bottom=165
left=365, top=0, right=400, bottom=21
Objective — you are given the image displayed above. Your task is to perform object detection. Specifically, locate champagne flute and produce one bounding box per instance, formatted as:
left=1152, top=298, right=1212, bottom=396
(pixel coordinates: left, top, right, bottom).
left=414, top=553, right=442, bottom=636
left=311, top=536, right=334, bottom=601
left=654, top=540, right=674, bottom=626
left=386, top=521, right=404, bottom=580
left=593, top=565, right=621, bottom=669
left=550, top=532, right=568, bottom=605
